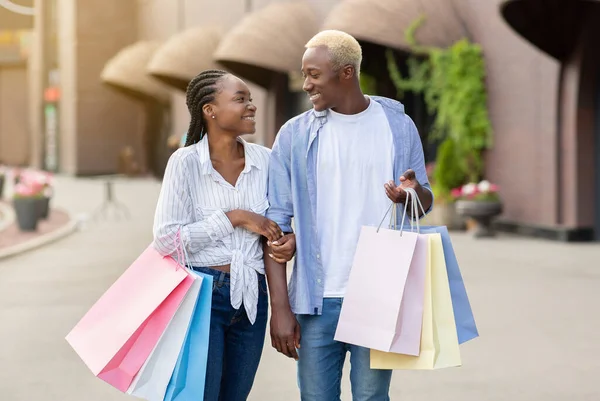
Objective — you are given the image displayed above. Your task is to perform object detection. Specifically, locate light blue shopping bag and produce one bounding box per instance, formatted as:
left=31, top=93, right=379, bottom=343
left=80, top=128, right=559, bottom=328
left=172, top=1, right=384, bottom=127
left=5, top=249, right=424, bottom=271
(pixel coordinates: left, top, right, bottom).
left=416, top=225, right=479, bottom=344
left=163, top=272, right=213, bottom=400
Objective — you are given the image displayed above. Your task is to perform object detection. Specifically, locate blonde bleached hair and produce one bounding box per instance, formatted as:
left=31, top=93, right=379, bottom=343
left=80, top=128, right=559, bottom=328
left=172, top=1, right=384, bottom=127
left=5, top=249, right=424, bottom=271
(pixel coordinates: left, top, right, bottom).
left=305, top=30, right=362, bottom=76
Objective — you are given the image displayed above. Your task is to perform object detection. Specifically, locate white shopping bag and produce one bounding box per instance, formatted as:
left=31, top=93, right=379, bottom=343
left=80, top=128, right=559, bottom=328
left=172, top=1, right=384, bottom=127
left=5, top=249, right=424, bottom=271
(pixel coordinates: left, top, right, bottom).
left=127, top=271, right=203, bottom=401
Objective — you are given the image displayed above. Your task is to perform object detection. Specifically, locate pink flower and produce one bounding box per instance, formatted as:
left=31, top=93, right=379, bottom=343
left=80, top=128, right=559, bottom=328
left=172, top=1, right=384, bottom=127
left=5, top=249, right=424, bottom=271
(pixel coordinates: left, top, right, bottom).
left=21, top=170, right=52, bottom=188
left=490, top=184, right=499, bottom=192
left=451, top=188, right=462, bottom=198
left=14, top=183, right=37, bottom=197
left=462, top=183, right=478, bottom=196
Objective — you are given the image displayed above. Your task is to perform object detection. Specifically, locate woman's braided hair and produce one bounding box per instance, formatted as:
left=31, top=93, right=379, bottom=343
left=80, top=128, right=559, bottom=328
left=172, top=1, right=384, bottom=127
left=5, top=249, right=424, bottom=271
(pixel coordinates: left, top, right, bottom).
left=184, top=69, right=229, bottom=146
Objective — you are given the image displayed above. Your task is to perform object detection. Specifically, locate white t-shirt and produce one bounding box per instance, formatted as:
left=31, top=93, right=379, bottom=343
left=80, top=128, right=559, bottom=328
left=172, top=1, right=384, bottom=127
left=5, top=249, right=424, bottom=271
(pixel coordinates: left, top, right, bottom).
left=316, top=98, right=395, bottom=297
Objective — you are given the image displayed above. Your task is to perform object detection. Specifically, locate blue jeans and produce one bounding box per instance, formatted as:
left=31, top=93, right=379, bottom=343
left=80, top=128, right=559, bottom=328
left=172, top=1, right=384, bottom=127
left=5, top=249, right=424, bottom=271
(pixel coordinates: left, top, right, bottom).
left=192, top=267, right=268, bottom=401
left=296, top=298, right=393, bottom=401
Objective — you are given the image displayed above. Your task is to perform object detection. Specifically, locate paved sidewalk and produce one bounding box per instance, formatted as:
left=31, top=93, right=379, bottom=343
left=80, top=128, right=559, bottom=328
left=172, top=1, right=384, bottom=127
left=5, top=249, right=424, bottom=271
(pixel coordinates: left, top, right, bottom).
left=0, top=175, right=598, bottom=401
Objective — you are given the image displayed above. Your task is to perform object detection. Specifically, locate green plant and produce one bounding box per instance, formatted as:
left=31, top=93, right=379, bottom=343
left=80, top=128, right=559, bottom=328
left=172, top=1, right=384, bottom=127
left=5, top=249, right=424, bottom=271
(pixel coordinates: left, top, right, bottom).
left=432, top=137, right=467, bottom=202
left=359, top=72, right=378, bottom=95
left=386, top=16, right=493, bottom=184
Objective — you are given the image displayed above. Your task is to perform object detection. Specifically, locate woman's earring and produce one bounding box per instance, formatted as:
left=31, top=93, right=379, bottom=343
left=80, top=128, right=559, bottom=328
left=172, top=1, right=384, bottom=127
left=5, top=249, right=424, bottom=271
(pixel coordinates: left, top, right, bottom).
left=211, top=115, right=215, bottom=119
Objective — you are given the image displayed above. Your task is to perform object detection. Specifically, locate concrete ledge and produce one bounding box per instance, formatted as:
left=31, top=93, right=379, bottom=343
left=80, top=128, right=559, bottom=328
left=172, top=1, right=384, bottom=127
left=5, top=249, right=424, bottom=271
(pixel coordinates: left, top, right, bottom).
left=0, top=210, right=79, bottom=261
left=494, top=220, right=596, bottom=242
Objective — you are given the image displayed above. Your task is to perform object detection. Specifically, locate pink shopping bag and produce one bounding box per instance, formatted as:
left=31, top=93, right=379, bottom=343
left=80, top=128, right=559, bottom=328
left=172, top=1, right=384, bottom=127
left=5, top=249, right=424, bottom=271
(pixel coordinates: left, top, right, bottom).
left=65, top=244, right=193, bottom=392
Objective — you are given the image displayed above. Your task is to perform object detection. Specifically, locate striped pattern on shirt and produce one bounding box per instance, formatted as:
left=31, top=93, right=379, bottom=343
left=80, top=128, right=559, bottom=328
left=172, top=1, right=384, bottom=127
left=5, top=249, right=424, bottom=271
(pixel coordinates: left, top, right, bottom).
left=153, top=137, right=271, bottom=268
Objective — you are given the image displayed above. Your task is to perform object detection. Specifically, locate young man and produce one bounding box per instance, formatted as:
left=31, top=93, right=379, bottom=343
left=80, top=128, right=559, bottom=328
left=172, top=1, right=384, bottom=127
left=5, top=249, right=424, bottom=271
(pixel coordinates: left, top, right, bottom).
left=264, top=30, right=434, bottom=401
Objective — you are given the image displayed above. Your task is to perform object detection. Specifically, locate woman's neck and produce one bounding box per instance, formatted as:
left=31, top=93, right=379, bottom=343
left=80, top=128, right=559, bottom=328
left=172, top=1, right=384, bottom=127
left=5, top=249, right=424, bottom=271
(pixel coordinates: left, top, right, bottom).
left=207, top=134, right=243, bottom=162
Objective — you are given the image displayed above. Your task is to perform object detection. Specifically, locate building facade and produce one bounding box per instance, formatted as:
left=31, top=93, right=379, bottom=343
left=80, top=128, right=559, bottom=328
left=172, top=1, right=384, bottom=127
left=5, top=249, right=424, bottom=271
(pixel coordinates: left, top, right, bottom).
left=2, top=0, right=598, bottom=240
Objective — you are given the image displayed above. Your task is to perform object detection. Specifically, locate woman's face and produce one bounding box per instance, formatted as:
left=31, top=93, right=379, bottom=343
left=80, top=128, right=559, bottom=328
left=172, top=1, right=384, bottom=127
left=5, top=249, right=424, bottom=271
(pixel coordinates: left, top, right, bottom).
left=205, top=74, right=257, bottom=136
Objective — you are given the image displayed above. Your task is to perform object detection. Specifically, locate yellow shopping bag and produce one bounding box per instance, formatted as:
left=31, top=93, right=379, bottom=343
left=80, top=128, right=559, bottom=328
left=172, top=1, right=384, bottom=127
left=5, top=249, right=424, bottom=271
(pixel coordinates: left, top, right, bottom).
left=370, top=233, right=462, bottom=370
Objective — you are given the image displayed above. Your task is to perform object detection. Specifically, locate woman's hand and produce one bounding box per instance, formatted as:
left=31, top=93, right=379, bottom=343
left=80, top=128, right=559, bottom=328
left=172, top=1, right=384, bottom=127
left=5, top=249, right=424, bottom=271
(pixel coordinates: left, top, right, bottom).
left=227, top=210, right=283, bottom=242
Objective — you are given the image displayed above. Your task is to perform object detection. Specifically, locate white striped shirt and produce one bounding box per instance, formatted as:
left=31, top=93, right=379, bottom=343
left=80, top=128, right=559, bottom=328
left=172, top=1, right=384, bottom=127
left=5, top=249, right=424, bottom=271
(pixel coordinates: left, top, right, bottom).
left=153, top=137, right=271, bottom=324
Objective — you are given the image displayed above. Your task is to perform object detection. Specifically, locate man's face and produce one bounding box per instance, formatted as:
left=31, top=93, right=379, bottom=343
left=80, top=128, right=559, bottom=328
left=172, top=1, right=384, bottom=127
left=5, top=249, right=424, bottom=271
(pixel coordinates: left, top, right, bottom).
left=301, top=46, right=344, bottom=112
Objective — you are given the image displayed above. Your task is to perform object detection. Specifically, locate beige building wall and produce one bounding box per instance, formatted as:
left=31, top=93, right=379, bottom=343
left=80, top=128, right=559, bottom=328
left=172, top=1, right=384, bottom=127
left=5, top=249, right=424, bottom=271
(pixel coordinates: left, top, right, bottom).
left=28, top=0, right=347, bottom=175
left=55, top=0, right=143, bottom=175
left=463, top=0, right=560, bottom=227
left=137, top=0, right=278, bottom=147
left=23, top=0, right=578, bottom=231
left=134, top=0, right=564, bottom=228
left=0, top=2, right=33, bottom=167
left=27, top=0, right=143, bottom=174
left=28, top=0, right=44, bottom=170
left=0, top=66, right=29, bottom=165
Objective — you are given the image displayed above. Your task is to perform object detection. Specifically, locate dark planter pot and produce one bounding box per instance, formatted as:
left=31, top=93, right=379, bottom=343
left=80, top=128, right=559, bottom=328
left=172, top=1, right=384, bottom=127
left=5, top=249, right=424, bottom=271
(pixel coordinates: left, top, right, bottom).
left=455, top=200, right=503, bottom=238
left=37, top=196, right=50, bottom=219
left=13, top=198, right=40, bottom=232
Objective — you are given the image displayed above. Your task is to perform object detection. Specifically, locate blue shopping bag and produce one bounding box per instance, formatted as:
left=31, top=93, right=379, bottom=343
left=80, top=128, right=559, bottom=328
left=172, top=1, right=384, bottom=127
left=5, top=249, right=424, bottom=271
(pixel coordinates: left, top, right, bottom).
left=163, top=271, right=213, bottom=400
left=415, top=225, right=479, bottom=344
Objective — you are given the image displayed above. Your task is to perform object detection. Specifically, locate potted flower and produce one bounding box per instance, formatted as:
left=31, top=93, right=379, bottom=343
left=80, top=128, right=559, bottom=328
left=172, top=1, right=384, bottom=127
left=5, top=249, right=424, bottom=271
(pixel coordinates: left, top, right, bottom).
left=13, top=179, right=45, bottom=231
left=18, top=170, right=54, bottom=219
left=453, top=180, right=502, bottom=237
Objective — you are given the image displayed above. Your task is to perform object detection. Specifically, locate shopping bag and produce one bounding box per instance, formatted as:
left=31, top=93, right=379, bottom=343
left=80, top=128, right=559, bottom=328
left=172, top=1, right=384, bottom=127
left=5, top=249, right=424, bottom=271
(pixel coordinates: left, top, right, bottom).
left=65, top=244, right=194, bottom=392
left=416, top=225, right=479, bottom=343
left=163, top=271, right=213, bottom=401
left=391, top=232, right=427, bottom=355
left=126, top=273, right=203, bottom=401
left=371, top=233, right=462, bottom=370
left=334, top=197, right=424, bottom=356
left=397, top=187, right=478, bottom=344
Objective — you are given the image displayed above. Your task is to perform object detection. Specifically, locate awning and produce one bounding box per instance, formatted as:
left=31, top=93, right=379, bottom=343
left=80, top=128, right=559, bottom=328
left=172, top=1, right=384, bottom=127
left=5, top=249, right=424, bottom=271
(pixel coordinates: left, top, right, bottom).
left=323, top=0, right=468, bottom=52
left=101, top=41, right=170, bottom=103
left=147, top=26, right=224, bottom=91
left=500, top=0, right=597, bottom=61
left=214, top=1, right=319, bottom=88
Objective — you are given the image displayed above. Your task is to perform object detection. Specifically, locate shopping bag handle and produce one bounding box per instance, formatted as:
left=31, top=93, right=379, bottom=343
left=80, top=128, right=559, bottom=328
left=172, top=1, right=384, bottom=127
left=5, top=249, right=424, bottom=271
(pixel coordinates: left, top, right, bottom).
left=392, top=188, right=418, bottom=233
left=400, top=188, right=428, bottom=234
left=405, top=187, right=427, bottom=233
left=406, top=188, right=425, bottom=229
left=172, top=229, right=191, bottom=271
left=376, top=187, right=427, bottom=235
left=376, top=189, right=412, bottom=235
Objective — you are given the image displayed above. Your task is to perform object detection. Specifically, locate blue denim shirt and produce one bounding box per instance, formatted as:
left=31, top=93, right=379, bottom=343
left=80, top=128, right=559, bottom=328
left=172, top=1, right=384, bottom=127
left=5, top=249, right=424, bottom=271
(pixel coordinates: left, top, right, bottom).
left=266, top=96, right=433, bottom=315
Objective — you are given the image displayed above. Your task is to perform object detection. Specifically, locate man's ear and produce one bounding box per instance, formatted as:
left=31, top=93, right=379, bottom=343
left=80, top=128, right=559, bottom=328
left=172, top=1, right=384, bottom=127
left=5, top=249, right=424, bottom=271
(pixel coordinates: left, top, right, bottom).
left=340, top=64, right=356, bottom=80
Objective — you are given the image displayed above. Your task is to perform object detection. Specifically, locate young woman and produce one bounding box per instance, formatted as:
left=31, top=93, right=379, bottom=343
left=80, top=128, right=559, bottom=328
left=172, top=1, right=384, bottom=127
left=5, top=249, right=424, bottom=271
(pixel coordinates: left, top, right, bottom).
left=153, top=69, right=294, bottom=400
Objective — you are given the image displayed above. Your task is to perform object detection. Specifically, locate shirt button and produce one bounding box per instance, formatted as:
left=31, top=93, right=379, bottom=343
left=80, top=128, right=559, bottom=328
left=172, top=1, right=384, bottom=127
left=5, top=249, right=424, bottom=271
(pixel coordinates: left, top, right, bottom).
left=317, top=254, right=320, bottom=259
left=317, top=279, right=322, bottom=284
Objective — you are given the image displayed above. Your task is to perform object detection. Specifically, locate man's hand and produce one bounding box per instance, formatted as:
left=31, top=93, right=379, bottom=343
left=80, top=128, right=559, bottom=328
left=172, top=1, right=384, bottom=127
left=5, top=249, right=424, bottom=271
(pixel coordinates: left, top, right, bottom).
left=384, top=169, right=433, bottom=216
left=268, top=233, right=296, bottom=263
left=384, top=169, right=421, bottom=204
left=270, top=306, right=301, bottom=360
